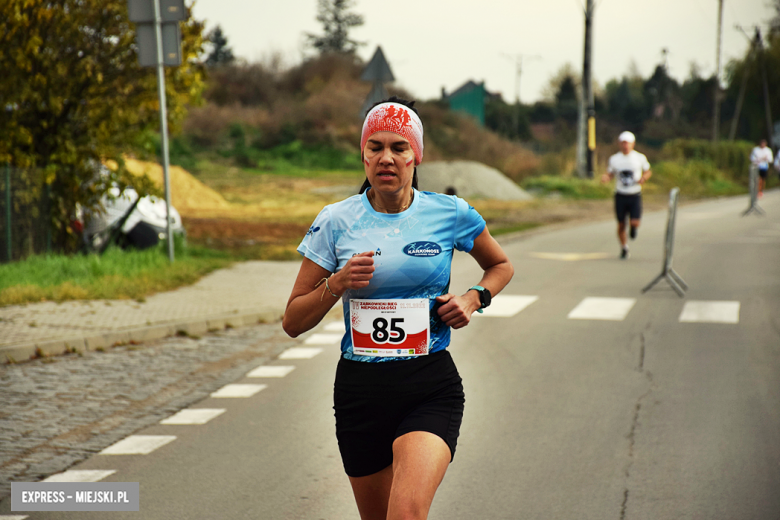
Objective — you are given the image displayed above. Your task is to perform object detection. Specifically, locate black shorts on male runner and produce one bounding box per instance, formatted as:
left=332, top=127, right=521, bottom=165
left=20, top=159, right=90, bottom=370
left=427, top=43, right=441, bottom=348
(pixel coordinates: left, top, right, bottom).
left=758, top=167, right=769, bottom=180
left=333, top=349, right=464, bottom=478
left=615, top=193, right=642, bottom=222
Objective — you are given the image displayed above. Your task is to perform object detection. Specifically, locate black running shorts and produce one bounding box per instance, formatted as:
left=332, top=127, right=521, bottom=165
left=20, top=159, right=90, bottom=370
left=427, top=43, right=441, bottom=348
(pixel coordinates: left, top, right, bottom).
left=333, top=349, right=465, bottom=478
left=758, top=167, right=769, bottom=179
left=615, top=192, right=642, bottom=222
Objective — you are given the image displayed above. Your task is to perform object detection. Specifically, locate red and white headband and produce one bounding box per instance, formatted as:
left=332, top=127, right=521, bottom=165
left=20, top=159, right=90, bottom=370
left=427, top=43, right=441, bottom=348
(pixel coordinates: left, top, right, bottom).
left=360, top=102, right=424, bottom=165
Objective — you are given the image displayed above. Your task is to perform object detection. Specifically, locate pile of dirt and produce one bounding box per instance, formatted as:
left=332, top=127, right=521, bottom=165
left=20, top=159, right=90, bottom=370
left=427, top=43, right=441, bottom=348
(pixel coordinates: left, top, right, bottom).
left=416, top=160, right=533, bottom=201
left=124, top=158, right=230, bottom=216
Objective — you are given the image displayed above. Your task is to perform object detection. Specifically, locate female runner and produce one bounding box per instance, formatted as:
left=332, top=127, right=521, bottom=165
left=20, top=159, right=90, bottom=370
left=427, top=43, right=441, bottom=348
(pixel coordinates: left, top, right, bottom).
left=283, top=97, right=514, bottom=520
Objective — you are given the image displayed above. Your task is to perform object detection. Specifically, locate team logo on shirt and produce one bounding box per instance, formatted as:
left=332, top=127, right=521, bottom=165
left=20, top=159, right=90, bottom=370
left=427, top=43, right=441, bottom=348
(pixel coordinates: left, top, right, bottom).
left=403, top=242, right=442, bottom=257
left=306, top=226, right=320, bottom=236
left=619, top=170, right=635, bottom=187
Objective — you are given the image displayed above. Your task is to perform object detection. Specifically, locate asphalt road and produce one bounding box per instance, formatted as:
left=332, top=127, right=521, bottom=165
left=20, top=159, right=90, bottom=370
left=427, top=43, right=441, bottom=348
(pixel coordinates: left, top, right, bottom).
left=3, top=191, right=779, bottom=519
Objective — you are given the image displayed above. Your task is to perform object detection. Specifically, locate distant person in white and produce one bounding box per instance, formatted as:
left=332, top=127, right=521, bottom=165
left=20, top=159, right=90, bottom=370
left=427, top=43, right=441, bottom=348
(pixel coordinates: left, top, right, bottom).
left=601, top=131, right=652, bottom=259
left=750, top=139, right=774, bottom=199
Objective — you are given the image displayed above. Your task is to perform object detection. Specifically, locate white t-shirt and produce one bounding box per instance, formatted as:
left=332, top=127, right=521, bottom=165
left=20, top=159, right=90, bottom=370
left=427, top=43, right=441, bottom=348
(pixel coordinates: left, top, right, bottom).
left=750, top=146, right=774, bottom=169
left=607, top=150, right=651, bottom=195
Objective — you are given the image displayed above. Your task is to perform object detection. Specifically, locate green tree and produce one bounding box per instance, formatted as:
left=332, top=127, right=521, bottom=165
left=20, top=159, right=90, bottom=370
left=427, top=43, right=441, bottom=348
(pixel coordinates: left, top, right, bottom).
left=485, top=97, right=532, bottom=141
left=205, top=25, right=235, bottom=67
left=723, top=29, right=780, bottom=142
left=306, top=0, right=364, bottom=54
left=0, top=0, right=206, bottom=251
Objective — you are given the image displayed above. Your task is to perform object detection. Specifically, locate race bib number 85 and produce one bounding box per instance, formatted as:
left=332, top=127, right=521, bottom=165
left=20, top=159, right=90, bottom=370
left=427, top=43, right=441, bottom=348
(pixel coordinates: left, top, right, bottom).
left=350, top=299, right=430, bottom=357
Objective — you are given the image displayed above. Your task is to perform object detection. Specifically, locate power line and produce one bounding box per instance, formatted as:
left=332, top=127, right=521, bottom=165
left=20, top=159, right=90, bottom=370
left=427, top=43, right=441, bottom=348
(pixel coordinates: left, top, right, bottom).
left=500, top=53, right=541, bottom=104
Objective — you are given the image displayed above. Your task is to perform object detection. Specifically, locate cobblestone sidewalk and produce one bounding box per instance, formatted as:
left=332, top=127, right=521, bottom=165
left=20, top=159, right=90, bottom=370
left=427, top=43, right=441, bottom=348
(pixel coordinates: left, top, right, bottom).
left=0, top=320, right=300, bottom=501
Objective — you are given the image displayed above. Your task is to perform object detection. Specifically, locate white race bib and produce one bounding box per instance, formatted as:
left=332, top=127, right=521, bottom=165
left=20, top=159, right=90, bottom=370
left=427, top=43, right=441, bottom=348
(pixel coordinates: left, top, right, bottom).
left=349, top=299, right=430, bottom=357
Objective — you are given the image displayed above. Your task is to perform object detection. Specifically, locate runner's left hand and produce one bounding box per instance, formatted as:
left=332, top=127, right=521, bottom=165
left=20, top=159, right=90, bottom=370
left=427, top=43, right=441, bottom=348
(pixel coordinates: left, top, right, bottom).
left=435, top=293, right=480, bottom=329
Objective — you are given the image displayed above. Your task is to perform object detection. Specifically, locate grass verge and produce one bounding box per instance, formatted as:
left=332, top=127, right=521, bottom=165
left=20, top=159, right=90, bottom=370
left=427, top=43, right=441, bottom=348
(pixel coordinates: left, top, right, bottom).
left=0, top=244, right=232, bottom=306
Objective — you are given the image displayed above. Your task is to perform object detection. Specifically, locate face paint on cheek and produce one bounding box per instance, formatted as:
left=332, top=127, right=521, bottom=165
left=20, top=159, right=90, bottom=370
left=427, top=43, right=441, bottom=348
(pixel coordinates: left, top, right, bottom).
left=364, top=158, right=370, bottom=166
left=405, top=157, right=414, bottom=166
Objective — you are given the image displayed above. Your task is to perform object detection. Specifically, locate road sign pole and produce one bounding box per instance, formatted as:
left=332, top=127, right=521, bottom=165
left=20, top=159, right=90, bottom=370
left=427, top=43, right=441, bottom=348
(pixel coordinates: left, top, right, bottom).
left=5, top=162, right=11, bottom=262
left=153, top=0, right=174, bottom=262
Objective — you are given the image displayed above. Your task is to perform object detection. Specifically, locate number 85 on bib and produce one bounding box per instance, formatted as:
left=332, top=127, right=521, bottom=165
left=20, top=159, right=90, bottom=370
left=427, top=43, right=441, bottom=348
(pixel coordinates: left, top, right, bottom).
left=349, top=299, right=430, bottom=357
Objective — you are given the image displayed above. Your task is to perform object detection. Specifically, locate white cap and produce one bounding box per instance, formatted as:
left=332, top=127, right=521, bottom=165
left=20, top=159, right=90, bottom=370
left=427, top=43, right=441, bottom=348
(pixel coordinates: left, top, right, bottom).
left=618, top=131, right=636, bottom=143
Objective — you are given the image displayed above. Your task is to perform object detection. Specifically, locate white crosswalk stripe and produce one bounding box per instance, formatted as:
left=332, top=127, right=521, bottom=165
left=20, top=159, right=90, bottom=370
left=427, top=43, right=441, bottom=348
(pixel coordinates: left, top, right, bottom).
left=99, top=435, right=176, bottom=455
left=679, top=301, right=740, bottom=323
left=246, top=365, right=296, bottom=378
left=0, top=515, right=29, bottom=519
left=567, top=297, right=637, bottom=321
left=42, top=470, right=116, bottom=482
left=210, top=384, right=267, bottom=398
left=280, top=347, right=323, bottom=359
left=475, top=295, right=538, bottom=317
left=160, top=408, right=226, bottom=425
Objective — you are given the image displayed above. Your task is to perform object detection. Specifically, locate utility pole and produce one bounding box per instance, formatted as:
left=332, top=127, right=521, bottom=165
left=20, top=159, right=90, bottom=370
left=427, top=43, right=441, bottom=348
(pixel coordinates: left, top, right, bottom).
left=712, top=0, right=724, bottom=141
left=757, top=28, right=775, bottom=145
left=576, top=0, right=595, bottom=178
left=729, top=26, right=757, bottom=140
left=729, top=26, right=774, bottom=144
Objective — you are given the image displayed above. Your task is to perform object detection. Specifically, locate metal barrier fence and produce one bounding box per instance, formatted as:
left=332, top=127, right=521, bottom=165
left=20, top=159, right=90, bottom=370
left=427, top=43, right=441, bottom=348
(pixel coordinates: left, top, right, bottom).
left=742, top=165, right=765, bottom=216
left=0, top=164, right=52, bottom=263
left=642, top=187, right=688, bottom=298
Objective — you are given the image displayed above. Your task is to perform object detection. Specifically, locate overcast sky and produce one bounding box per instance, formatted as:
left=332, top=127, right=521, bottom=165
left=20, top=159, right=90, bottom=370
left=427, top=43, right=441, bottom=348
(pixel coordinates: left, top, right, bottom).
left=192, top=0, right=776, bottom=103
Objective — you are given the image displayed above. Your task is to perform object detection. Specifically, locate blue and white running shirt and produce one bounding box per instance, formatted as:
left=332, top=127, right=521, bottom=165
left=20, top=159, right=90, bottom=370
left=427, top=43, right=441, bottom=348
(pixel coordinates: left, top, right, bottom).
left=298, top=189, right=486, bottom=362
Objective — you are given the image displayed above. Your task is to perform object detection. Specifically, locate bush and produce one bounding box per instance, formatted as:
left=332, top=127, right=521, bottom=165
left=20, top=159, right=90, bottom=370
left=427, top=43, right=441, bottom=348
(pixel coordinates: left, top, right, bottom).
left=650, top=159, right=745, bottom=198
left=254, top=140, right=362, bottom=173
left=521, top=175, right=612, bottom=199
left=174, top=53, right=543, bottom=180
left=660, top=139, right=754, bottom=178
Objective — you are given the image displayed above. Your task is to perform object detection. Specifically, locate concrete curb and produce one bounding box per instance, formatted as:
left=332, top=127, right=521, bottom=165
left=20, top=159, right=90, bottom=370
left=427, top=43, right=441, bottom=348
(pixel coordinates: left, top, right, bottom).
left=1, top=308, right=282, bottom=364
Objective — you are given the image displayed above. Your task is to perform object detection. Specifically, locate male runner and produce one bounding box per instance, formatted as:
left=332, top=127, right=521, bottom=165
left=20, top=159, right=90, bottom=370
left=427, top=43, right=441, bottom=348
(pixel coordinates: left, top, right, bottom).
left=601, top=131, right=652, bottom=259
left=750, top=139, right=774, bottom=198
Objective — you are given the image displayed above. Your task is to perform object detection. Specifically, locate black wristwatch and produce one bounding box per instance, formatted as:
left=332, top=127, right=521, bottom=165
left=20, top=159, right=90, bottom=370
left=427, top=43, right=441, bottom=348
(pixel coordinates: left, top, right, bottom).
left=468, top=286, right=492, bottom=313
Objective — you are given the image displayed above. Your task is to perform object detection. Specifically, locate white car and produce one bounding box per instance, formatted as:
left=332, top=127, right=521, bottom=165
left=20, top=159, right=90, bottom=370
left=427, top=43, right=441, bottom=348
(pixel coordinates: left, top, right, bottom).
left=82, top=186, right=184, bottom=252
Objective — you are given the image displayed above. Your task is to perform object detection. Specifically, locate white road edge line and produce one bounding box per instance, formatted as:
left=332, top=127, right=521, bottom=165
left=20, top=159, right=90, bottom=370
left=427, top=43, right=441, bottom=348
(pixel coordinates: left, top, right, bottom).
left=304, top=334, right=342, bottom=345
left=246, top=365, right=296, bottom=378
left=210, top=384, right=267, bottom=398
left=324, top=321, right=346, bottom=332
left=99, top=435, right=176, bottom=455
left=43, top=470, right=117, bottom=483
left=279, top=347, right=323, bottom=359
left=160, top=408, right=226, bottom=425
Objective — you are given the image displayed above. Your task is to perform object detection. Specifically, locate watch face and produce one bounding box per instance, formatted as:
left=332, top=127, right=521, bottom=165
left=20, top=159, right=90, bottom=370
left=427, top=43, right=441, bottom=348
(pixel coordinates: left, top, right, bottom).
left=482, top=289, right=491, bottom=307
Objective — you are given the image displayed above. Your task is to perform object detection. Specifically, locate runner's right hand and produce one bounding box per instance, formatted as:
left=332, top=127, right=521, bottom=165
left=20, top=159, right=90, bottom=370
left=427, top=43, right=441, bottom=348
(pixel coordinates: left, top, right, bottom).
left=331, top=252, right=375, bottom=293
